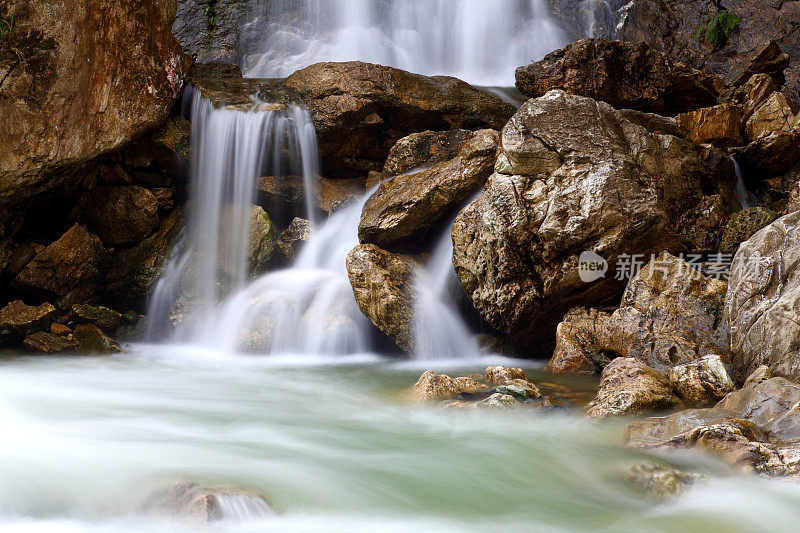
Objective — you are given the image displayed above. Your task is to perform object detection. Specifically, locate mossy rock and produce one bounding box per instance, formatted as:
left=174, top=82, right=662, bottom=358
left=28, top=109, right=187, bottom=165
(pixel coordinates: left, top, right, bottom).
left=720, top=207, right=779, bottom=253
left=70, top=304, right=123, bottom=330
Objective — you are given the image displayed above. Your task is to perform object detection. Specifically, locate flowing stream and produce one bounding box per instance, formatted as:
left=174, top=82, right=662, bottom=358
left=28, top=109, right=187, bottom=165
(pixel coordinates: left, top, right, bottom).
left=241, top=0, right=567, bottom=86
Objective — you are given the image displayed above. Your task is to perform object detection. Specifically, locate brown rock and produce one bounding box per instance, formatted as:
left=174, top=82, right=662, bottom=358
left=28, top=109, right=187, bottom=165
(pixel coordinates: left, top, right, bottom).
left=22, top=332, right=79, bottom=354
left=586, top=358, right=684, bottom=419
left=515, top=39, right=721, bottom=115
left=0, top=0, right=188, bottom=215
left=258, top=176, right=364, bottom=217
left=484, top=366, right=528, bottom=386
left=74, top=186, right=160, bottom=246
left=744, top=92, right=798, bottom=142
left=106, top=210, right=185, bottom=312
left=73, top=323, right=122, bottom=354
left=716, top=377, right=800, bottom=431
left=726, top=40, right=792, bottom=89
left=732, top=131, right=800, bottom=178
left=381, top=129, right=474, bottom=178
left=725, top=211, right=800, bottom=382
left=0, top=300, right=56, bottom=336
left=452, top=91, right=737, bottom=351
left=358, top=129, right=499, bottom=251
left=69, top=304, right=123, bottom=331
left=345, top=244, right=418, bottom=352
left=676, top=103, right=743, bottom=148
left=668, top=355, right=736, bottom=407
left=546, top=307, right=615, bottom=376
left=152, top=188, right=175, bottom=213
left=3, top=243, right=45, bottom=279
left=12, top=224, right=109, bottom=307
left=276, top=218, right=311, bottom=264
left=412, top=370, right=485, bottom=402
left=284, top=61, right=514, bottom=178
left=720, top=207, right=779, bottom=254
left=50, top=323, right=72, bottom=336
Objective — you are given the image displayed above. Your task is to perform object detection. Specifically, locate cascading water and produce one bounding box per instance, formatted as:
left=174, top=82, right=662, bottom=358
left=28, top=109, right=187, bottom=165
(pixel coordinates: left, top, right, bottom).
left=240, top=0, right=567, bottom=86
left=145, top=89, right=321, bottom=341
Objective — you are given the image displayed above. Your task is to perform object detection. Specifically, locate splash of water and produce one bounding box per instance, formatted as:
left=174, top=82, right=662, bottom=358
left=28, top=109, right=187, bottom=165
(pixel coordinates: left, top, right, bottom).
left=241, top=0, right=567, bottom=86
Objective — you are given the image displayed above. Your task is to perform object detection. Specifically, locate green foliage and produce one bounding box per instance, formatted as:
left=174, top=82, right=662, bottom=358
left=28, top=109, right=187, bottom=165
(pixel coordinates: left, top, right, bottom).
left=694, top=9, right=739, bottom=46
left=0, top=15, right=16, bottom=40
left=0, top=15, right=24, bottom=62
left=204, top=3, right=217, bottom=32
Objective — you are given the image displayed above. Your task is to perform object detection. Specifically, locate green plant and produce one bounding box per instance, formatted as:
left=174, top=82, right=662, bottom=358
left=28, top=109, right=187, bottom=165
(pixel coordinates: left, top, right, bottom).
left=204, top=2, right=217, bottom=32
left=0, top=15, right=25, bottom=62
left=694, top=7, right=739, bottom=46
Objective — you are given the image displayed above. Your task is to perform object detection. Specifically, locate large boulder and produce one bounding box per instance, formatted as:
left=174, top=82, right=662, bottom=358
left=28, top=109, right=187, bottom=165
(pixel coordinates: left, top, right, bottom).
left=358, top=129, right=499, bottom=252
left=452, top=90, right=737, bottom=351
left=744, top=91, right=798, bottom=142
left=284, top=61, right=515, bottom=178
left=106, top=210, right=185, bottom=312
left=586, top=358, right=684, bottom=419
left=515, top=39, right=723, bottom=116
left=547, top=253, right=730, bottom=376
left=346, top=244, right=419, bottom=352
left=73, top=186, right=160, bottom=247
left=380, top=129, right=474, bottom=180
left=617, top=2, right=800, bottom=100
left=0, top=300, right=56, bottom=337
left=676, top=103, right=743, bottom=148
left=12, top=224, right=109, bottom=308
left=0, top=0, right=188, bottom=216
left=726, top=211, right=800, bottom=383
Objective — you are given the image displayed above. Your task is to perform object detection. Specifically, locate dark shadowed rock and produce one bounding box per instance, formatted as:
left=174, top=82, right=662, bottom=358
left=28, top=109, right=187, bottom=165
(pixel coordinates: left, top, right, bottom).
left=358, top=129, right=499, bottom=252
left=22, top=332, right=79, bottom=354
left=74, top=186, right=160, bottom=247
left=284, top=61, right=514, bottom=177
left=69, top=304, right=123, bottom=331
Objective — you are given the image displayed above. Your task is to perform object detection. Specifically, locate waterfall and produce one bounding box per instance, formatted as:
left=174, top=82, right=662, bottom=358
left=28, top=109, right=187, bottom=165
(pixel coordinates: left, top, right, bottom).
left=145, top=90, right=320, bottom=341
left=731, top=156, right=757, bottom=210
left=241, top=0, right=567, bottom=86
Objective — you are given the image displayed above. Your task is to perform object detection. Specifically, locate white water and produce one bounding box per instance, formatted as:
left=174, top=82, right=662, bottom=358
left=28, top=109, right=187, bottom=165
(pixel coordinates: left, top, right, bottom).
left=732, top=156, right=757, bottom=210
left=241, top=0, right=567, bottom=86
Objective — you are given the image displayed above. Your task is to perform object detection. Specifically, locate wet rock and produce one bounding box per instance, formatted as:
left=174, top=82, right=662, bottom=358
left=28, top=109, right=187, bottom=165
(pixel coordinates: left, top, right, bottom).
left=73, top=323, right=122, bottom=354
left=284, top=61, right=514, bottom=178
left=668, top=355, right=736, bottom=407
left=74, top=186, right=160, bottom=247
left=412, top=370, right=486, bottom=402
left=732, top=130, right=800, bottom=179
left=258, top=176, right=363, bottom=218
left=12, top=224, right=109, bottom=308
left=106, top=210, right=185, bottom=312
left=624, top=463, right=706, bottom=499
left=477, top=393, right=518, bottom=409
left=0, top=0, right=188, bottom=215
left=358, top=129, right=499, bottom=251
left=346, top=244, right=418, bottom=352
left=152, top=188, right=175, bottom=213
left=3, top=243, right=44, bottom=279
left=484, top=366, right=528, bottom=386
left=22, top=332, right=79, bottom=354
left=675, top=194, right=729, bottom=253
left=276, top=218, right=311, bottom=264
left=50, top=323, right=71, bottom=336
left=496, top=380, right=541, bottom=400
left=515, top=39, right=721, bottom=115
left=546, top=307, right=615, bottom=376
left=247, top=205, right=276, bottom=276
left=452, top=91, right=737, bottom=350
left=586, top=358, right=684, bottom=419
left=0, top=300, right=56, bottom=336
left=69, top=304, right=123, bottom=331
left=725, top=211, right=800, bottom=382
left=143, top=481, right=273, bottom=523
left=720, top=207, right=779, bottom=254
left=726, top=41, right=792, bottom=89
left=151, top=116, right=192, bottom=169
left=676, top=103, right=743, bottom=148
left=381, top=129, right=474, bottom=179
left=744, top=92, right=798, bottom=142
left=625, top=408, right=738, bottom=448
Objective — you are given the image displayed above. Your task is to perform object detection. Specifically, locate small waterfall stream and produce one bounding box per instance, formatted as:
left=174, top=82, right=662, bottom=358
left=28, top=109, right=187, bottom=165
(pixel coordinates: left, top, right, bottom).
left=241, top=0, right=567, bottom=86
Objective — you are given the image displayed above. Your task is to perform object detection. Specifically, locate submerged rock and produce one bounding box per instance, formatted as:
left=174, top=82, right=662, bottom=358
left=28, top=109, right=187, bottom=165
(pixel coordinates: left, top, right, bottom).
left=725, top=211, right=800, bottom=383
left=284, top=61, right=514, bottom=178
left=624, top=463, right=706, bottom=500
left=73, top=324, right=122, bottom=354
left=586, top=358, right=684, bottom=419
left=451, top=91, right=736, bottom=351
left=346, top=244, right=418, bottom=352
left=358, top=129, right=499, bottom=251
left=143, top=482, right=273, bottom=523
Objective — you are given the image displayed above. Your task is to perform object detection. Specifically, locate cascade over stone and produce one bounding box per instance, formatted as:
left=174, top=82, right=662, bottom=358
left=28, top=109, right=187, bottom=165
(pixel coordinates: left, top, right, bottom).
left=452, top=90, right=737, bottom=350
left=284, top=61, right=515, bottom=177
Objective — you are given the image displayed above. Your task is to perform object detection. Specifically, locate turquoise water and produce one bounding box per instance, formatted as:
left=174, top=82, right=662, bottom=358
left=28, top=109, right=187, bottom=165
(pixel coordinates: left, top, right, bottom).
left=0, top=346, right=798, bottom=532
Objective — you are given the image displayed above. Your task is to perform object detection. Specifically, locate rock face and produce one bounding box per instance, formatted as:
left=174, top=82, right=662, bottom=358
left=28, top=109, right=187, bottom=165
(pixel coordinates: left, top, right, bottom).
left=726, top=210, right=800, bottom=383
left=732, top=131, right=800, bottom=178
left=547, top=253, right=730, bottom=376
left=617, top=1, right=800, bottom=100
left=0, top=0, right=188, bottom=215
left=74, top=186, right=160, bottom=246
left=106, top=210, right=185, bottom=312
left=346, top=244, right=419, bottom=352
left=12, top=224, right=109, bottom=308
left=676, top=103, right=743, bottom=148
left=586, top=358, right=684, bottom=419
left=744, top=91, right=798, bottom=142
left=284, top=61, right=515, bottom=178
left=515, top=39, right=722, bottom=116
left=452, top=91, right=737, bottom=350
left=358, top=129, right=499, bottom=251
